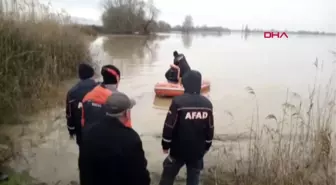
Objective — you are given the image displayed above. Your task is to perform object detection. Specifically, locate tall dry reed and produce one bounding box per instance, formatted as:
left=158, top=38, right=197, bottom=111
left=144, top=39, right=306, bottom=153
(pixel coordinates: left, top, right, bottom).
left=0, top=0, right=92, bottom=124
left=204, top=57, right=336, bottom=185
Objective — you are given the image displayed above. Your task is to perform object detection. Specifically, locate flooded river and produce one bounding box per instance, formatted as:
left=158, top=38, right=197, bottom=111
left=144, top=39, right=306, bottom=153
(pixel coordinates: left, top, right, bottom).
left=4, top=33, right=336, bottom=184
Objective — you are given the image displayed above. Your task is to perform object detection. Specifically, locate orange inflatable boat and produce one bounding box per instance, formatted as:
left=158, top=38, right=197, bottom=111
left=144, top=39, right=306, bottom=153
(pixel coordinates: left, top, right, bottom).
left=154, top=80, right=211, bottom=97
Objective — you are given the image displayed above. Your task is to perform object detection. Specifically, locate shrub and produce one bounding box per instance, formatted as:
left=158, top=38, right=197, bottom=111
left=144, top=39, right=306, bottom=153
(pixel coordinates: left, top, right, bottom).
left=69, top=24, right=99, bottom=37
left=0, top=0, right=92, bottom=124
left=204, top=57, right=335, bottom=185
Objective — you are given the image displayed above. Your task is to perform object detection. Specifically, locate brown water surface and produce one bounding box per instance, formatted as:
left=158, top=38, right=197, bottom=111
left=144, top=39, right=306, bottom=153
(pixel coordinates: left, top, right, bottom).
left=4, top=33, right=336, bottom=184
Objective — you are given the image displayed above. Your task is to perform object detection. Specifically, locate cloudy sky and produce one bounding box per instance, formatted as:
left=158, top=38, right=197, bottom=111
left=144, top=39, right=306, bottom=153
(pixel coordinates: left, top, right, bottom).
left=40, top=0, right=336, bottom=32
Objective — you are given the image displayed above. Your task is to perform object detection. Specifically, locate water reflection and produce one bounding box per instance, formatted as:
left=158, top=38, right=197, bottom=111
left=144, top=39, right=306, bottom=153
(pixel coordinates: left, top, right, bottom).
left=181, top=33, right=193, bottom=49
left=181, top=32, right=232, bottom=49
left=241, top=31, right=251, bottom=40
left=152, top=96, right=172, bottom=110
left=102, top=35, right=169, bottom=76
left=200, top=32, right=230, bottom=37
left=153, top=92, right=211, bottom=111
left=103, top=35, right=160, bottom=63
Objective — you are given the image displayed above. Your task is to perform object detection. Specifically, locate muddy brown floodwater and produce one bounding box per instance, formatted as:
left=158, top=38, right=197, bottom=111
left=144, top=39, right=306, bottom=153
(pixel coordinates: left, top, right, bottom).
left=3, top=33, right=336, bottom=184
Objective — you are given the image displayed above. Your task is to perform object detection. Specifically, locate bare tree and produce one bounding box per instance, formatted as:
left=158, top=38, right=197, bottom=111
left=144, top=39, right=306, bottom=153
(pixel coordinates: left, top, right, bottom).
left=141, top=0, right=159, bottom=34
left=101, top=0, right=159, bottom=34
left=182, top=15, right=193, bottom=33
left=156, top=20, right=171, bottom=32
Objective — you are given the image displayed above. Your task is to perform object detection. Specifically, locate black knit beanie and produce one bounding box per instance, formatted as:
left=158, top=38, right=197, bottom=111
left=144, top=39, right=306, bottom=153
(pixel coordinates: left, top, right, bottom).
left=78, top=63, right=94, bottom=80
left=101, top=65, right=121, bottom=84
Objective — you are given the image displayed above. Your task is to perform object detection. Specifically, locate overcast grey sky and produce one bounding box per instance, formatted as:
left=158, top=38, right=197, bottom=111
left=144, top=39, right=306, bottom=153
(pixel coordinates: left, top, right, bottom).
left=41, top=0, right=336, bottom=32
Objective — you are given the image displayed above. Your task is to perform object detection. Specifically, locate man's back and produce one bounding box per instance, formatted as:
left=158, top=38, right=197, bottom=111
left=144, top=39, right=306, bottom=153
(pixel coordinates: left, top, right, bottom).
left=79, top=117, right=150, bottom=185
left=170, top=94, right=213, bottom=161
left=161, top=70, right=214, bottom=162
left=159, top=70, right=214, bottom=185
left=173, top=53, right=191, bottom=78
left=81, top=84, right=112, bottom=127
left=66, top=78, right=97, bottom=145
left=81, top=84, right=134, bottom=128
left=68, top=79, right=97, bottom=100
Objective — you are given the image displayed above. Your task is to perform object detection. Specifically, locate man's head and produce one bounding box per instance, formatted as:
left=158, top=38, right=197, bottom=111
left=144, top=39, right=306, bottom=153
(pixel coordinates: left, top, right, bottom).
left=104, top=92, right=135, bottom=126
left=78, top=63, right=94, bottom=80
left=101, top=65, right=121, bottom=85
left=182, top=70, right=202, bottom=94
left=173, top=51, right=181, bottom=65
left=173, top=51, right=178, bottom=57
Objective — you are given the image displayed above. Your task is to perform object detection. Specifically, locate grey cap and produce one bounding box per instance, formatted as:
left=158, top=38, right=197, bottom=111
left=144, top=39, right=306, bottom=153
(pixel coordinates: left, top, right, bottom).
left=104, top=92, right=136, bottom=117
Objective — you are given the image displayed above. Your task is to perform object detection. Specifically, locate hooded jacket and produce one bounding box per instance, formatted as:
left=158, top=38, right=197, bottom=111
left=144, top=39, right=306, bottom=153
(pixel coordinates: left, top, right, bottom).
left=161, top=70, right=214, bottom=162
left=174, top=54, right=191, bottom=78
left=165, top=65, right=179, bottom=83
left=66, top=64, right=97, bottom=145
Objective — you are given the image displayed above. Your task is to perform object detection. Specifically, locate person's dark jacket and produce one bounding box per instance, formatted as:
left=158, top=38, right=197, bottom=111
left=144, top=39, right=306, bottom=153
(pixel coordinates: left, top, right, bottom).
left=165, top=67, right=179, bottom=83
left=161, top=70, right=214, bottom=162
left=66, top=64, right=97, bottom=145
left=79, top=116, right=150, bottom=185
left=174, top=54, right=191, bottom=78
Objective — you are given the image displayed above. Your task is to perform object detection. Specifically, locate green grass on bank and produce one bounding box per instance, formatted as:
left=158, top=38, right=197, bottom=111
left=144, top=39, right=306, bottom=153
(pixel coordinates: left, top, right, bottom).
left=0, top=167, right=35, bottom=185
left=0, top=0, right=92, bottom=125
left=0, top=174, right=29, bottom=185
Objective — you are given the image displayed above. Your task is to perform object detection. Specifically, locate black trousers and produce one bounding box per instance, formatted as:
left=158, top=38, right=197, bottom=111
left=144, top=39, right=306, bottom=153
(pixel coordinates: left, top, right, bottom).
left=159, top=156, right=203, bottom=185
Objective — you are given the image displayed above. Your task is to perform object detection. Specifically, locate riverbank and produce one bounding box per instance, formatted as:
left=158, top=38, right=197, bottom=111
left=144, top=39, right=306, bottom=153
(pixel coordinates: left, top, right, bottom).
left=1, top=90, right=334, bottom=185
left=1, top=31, right=335, bottom=184
left=0, top=167, right=37, bottom=185
left=0, top=0, right=97, bottom=183
left=1, top=65, right=334, bottom=185
left=0, top=0, right=95, bottom=126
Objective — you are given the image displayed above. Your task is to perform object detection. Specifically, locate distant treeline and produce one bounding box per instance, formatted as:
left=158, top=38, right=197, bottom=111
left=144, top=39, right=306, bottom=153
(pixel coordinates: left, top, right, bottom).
left=239, top=25, right=336, bottom=36
left=236, top=29, right=336, bottom=36
left=70, top=0, right=335, bottom=37
left=170, top=25, right=231, bottom=33
left=70, top=0, right=336, bottom=36
left=70, top=23, right=232, bottom=35
left=74, top=23, right=336, bottom=36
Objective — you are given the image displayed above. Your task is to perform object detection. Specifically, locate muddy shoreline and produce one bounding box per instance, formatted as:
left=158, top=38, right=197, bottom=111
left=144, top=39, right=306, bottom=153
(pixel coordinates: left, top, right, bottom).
left=2, top=105, right=334, bottom=185
left=0, top=106, right=238, bottom=185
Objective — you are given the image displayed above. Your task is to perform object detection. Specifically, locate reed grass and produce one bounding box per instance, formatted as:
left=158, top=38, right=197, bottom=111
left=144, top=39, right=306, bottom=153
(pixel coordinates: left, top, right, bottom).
left=0, top=0, right=92, bottom=124
left=204, top=57, right=336, bottom=185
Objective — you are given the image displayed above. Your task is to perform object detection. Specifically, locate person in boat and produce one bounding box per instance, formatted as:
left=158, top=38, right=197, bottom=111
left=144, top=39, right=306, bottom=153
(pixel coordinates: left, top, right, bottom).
left=173, top=51, right=191, bottom=78
left=65, top=63, right=97, bottom=147
left=79, top=93, right=150, bottom=185
left=164, top=60, right=180, bottom=83
left=159, top=70, right=214, bottom=185
left=81, top=64, right=135, bottom=128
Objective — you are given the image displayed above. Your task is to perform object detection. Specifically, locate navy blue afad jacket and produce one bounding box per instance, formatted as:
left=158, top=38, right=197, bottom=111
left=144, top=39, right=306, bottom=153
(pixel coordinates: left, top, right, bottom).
left=66, top=78, right=97, bottom=145
left=161, top=70, right=214, bottom=162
